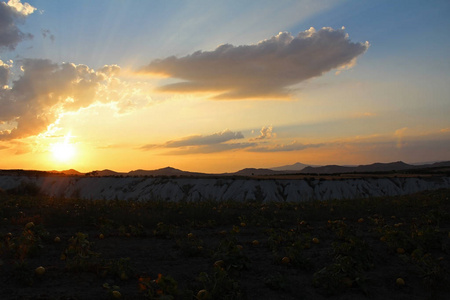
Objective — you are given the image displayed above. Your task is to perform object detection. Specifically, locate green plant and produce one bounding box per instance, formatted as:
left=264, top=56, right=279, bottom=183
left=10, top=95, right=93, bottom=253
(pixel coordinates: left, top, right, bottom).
left=212, top=237, right=250, bottom=275
left=282, top=240, right=313, bottom=270
left=13, top=223, right=49, bottom=261
left=62, top=232, right=102, bottom=273
left=139, top=273, right=189, bottom=299
left=197, top=266, right=244, bottom=300
left=413, top=252, right=449, bottom=290
left=313, top=236, right=372, bottom=296
left=313, top=255, right=367, bottom=296
left=153, top=222, right=178, bottom=239
left=104, top=257, right=134, bottom=280
left=102, top=282, right=122, bottom=298
left=175, top=234, right=206, bottom=257
left=264, top=272, right=290, bottom=291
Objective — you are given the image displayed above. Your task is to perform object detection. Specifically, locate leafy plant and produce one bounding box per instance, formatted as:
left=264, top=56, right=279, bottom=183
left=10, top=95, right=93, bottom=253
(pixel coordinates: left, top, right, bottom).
left=139, top=273, right=190, bottom=299
left=264, top=272, right=290, bottom=291
left=198, top=266, right=245, bottom=300
left=102, top=282, right=122, bottom=299
left=212, top=237, right=250, bottom=274
left=12, top=223, right=49, bottom=261
left=313, top=236, right=372, bottom=296
left=175, top=234, right=206, bottom=257
left=104, top=257, right=134, bottom=280
left=153, top=222, right=178, bottom=239
left=62, top=232, right=102, bottom=272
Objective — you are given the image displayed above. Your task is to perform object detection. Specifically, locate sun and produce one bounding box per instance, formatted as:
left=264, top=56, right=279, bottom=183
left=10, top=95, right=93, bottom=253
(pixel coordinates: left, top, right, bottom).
left=51, top=134, right=76, bottom=163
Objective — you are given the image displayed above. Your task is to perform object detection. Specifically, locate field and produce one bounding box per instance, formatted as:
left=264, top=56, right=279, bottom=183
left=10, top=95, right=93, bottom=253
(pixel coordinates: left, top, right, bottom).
left=1, top=188, right=450, bottom=299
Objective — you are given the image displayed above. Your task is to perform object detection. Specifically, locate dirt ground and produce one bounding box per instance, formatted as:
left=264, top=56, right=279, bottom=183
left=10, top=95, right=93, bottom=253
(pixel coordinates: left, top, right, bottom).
left=1, top=190, right=450, bottom=299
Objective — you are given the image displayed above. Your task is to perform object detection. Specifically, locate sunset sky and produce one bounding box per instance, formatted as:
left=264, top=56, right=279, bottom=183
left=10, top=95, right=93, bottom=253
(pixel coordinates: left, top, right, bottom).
left=0, top=0, right=449, bottom=173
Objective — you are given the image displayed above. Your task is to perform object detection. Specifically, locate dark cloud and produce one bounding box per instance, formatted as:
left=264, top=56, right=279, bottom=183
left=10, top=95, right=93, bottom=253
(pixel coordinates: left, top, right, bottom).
left=165, top=142, right=256, bottom=155
left=0, top=60, right=9, bottom=87
left=0, top=0, right=35, bottom=51
left=140, top=129, right=244, bottom=150
left=140, top=27, right=369, bottom=99
left=0, top=59, right=120, bottom=140
left=41, top=29, right=55, bottom=42
left=140, top=126, right=326, bottom=155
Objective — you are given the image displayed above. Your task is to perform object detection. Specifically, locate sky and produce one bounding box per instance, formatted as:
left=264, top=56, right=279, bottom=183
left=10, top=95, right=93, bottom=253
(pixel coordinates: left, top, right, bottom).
left=0, top=0, right=449, bottom=173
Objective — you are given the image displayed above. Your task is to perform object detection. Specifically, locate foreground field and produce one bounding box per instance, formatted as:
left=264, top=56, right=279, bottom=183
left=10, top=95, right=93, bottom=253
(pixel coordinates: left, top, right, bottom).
left=1, top=189, right=450, bottom=299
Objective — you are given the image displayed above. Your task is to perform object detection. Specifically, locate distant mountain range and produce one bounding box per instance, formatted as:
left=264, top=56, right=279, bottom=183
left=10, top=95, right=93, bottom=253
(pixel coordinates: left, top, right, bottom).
left=299, top=161, right=450, bottom=174
left=79, top=167, right=208, bottom=177
left=2, top=161, right=449, bottom=177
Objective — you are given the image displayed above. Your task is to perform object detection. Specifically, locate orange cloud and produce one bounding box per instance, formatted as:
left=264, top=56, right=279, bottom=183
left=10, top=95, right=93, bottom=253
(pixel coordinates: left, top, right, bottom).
left=140, top=27, right=369, bottom=99
left=140, top=129, right=247, bottom=153
left=249, top=125, right=275, bottom=141
left=0, top=59, right=121, bottom=140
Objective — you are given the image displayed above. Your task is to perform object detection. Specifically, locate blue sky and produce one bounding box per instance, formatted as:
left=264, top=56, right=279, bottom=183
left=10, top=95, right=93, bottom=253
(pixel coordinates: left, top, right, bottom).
left=0, top=0, right=449, bottom=172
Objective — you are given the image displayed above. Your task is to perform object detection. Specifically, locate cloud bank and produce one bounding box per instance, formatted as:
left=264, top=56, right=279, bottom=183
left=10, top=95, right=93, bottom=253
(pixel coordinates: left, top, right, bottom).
left=0, top=0, right=35, bottom=50
left=140, top=126, right=325, bottom=155
left=140, top=129, right=246, bottom=153
left=141, top=27, right=369, bottom=99
left=0, top=59, right=121, bottom=140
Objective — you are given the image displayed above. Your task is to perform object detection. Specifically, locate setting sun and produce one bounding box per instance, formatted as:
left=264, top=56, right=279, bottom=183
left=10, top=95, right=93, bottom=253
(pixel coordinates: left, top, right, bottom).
left=0, top=0, right=449, bottom=173
left=51, top=134, right=76, bottom=163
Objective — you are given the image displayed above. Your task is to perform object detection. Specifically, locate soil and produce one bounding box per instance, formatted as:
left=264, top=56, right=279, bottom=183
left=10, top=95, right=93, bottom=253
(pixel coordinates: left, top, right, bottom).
left=1, top=190, right=450, bottom=300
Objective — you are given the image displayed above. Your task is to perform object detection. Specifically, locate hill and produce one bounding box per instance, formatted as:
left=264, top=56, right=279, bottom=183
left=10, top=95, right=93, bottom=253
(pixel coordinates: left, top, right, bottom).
left=128, top=167, right=206, bottom=177
left=270, top=162, right=313, bottom=171
left=301, top=161, right=450, bottom=174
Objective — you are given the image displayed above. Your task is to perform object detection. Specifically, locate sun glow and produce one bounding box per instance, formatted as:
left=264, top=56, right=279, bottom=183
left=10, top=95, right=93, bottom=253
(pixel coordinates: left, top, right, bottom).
left=51, top=134, right=76, bottom=163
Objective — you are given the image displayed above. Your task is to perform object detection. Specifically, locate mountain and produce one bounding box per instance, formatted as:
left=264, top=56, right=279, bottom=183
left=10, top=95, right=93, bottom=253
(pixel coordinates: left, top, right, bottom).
left=299, top=161, right=450, bottom=174
left=49, top=169, right=84, bottom=175
left=232, top=168, right=280, bottom=176
left=60, top=169, right=84, bottom=175
left=301, top=165, right=353, bottom=174
left=425, top=161, right=450, bottom=168
left=353, top=161, right=412, bottom=173
left=270, top=162, right=317, bottom=172
left=4, top=160, right=449, bottom=178
left=128, top=167, right=207, bottom=177
left=87, top=169, right=126, bottom=176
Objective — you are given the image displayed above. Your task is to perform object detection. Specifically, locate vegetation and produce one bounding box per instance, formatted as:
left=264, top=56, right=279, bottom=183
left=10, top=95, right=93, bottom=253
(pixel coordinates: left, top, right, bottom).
left=0, top=189, right=449, bottom=299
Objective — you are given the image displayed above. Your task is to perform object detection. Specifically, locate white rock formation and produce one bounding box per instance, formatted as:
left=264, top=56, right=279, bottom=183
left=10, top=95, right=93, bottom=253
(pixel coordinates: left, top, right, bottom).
left=0, top=175, right=449, bottom=202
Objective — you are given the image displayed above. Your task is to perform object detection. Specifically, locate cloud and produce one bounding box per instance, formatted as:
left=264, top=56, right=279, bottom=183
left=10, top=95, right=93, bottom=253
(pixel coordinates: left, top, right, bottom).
left=250, top=141, right=324, bottom=152
left=5, top=0, right=35, bottom=15
left=41, top=29, right=55, bottom=42
left=0, top=59, right=122, bottom=140
left=0, top=59, right=10, bottom=87
left=165, top=142, right=256, bottom=155
left=140, top=27, right=369, bottom=99
left=141, top=129, right=244, bottom=150
left=140, top=129, right=255, bottom=154
left=250, top=125, right=275, bottom=141
left=0, top=0, right=35, bottom=51
left=140, top=127, right=326, bottom=155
